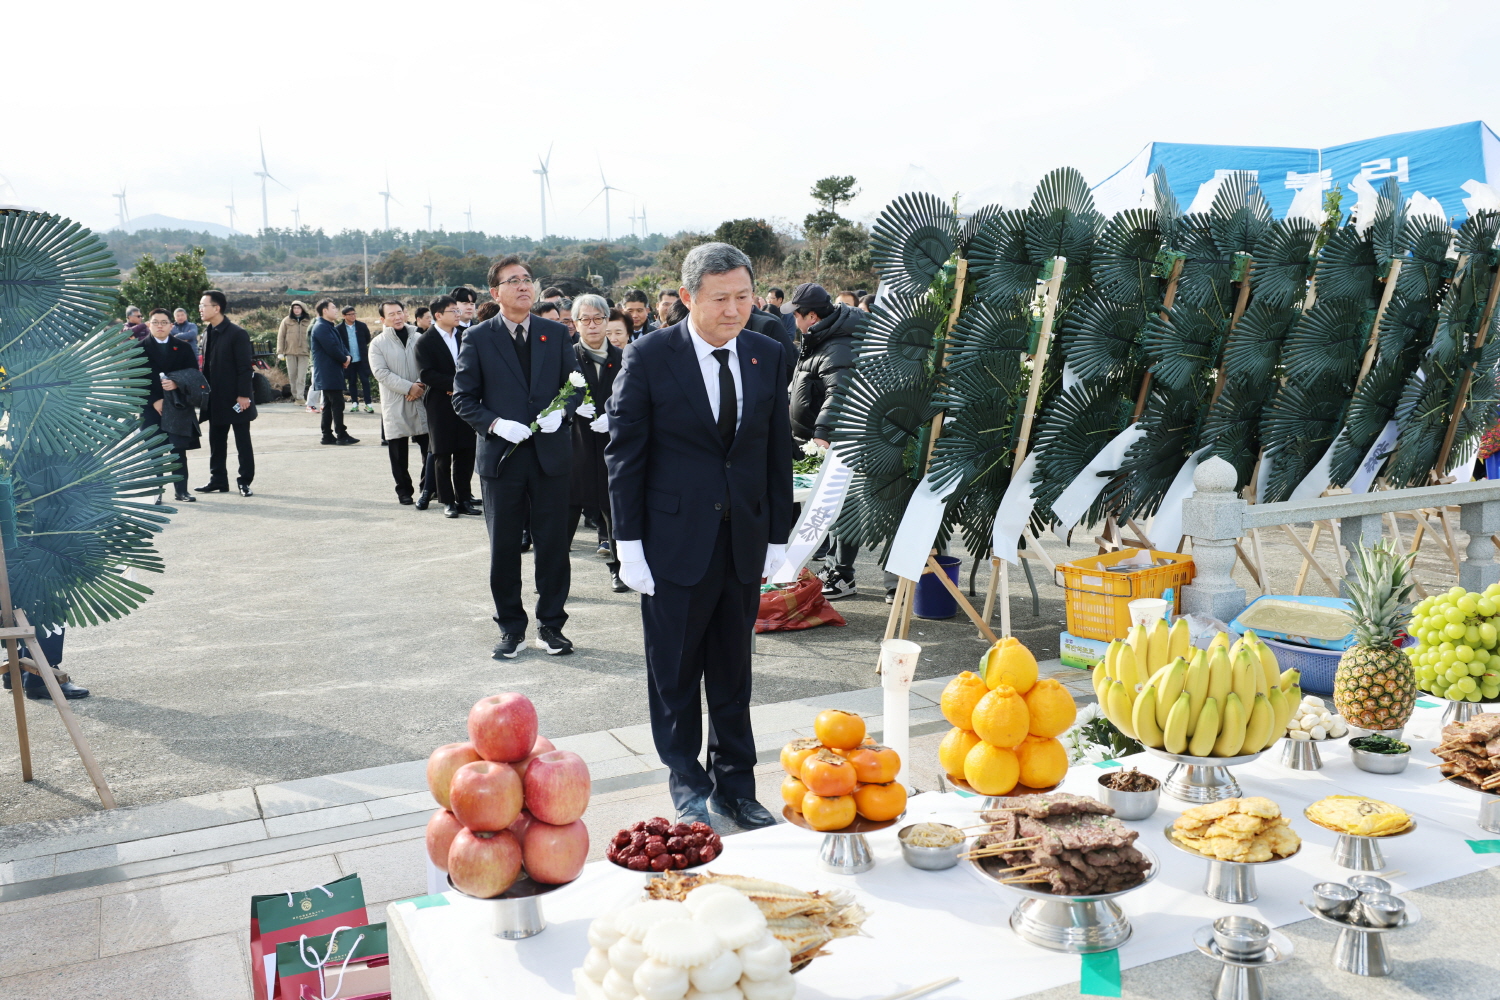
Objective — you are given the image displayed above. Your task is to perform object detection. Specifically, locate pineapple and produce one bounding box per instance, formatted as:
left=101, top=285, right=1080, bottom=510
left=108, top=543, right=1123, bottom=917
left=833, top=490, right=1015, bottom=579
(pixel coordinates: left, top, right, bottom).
left=1332, top=540, right=1418, bottom=730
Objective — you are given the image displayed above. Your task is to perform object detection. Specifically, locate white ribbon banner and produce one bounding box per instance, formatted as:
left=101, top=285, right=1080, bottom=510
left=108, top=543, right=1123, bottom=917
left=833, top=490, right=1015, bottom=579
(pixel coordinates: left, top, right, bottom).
left=1348, top=420, right=1400, bottom=494
left=1288, top=441, right=1335, bottom=502
left=1050, top=424, right=1147, bottom=534
left=1148, top=447, right=1211, bottom=550
left=884, top=472, right=963, bottom=581
left=769, top=445, right=854, bottom=583
left=991, top=451, right=1041, bottom=565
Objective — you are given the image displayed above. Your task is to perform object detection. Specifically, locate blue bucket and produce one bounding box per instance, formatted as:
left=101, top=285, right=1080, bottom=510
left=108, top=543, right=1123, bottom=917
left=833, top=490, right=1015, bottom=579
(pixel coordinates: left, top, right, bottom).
left=915, top=555, right=961, bottom=619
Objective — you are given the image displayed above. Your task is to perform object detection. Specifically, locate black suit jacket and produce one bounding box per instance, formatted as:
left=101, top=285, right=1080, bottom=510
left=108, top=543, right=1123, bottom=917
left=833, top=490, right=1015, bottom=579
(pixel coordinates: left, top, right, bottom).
left=414, top=326, right=472, bottom=454
left=200, top=319, right=256, bottom=424
left=570, top=341, right=623, bottom=509
left=747, top=307, right=795, bottom=384
left=451, top=314, right=582, bottom=478
left=605, top=322, right=794, bottom=587
left=340, top=320, right=372, bottom=363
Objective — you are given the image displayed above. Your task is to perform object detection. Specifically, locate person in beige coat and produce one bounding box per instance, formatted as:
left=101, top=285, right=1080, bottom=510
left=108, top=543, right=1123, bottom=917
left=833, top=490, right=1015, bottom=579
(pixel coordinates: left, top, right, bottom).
left=276, top=301, right=313, bottom=403
left=370, top=301, right=432, bottom=505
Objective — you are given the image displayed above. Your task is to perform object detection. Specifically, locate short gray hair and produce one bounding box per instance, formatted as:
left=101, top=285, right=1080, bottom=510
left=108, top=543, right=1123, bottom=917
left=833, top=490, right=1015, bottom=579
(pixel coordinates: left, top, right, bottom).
left=681, top=242, right=754, bottom=295
left=571, top=293, right=609, bottom=319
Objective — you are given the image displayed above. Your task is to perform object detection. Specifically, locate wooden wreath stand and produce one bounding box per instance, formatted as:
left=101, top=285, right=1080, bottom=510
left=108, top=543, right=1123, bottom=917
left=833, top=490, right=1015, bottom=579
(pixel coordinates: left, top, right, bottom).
left=0, top=548, right=116, bottom=808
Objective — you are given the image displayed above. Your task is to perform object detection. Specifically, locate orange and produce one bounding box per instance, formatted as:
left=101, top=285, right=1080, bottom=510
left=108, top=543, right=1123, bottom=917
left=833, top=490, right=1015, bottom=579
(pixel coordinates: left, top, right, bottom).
left=964, top=741, right=1020, bottom=796
left=802, top=792, right=857, bottom=831
left=779, top=737, right=822, bottom=778
left=814, top=709, right=866, bottom=750
left=1014, top=734, right=1068, bottom=789
left=971, top=685, right=1030, bottom=749
left=940, top=671, right=989, bottom=730
left=938, top=727, right=981, bottom=779
left=781, top=774, right=809, bottom=812
left=1024, top=678, right=1077, bottom=737
left=854, top=781, right=907, bottom=822
left=845, top=745, right=900, bottom=784
left=801, top=749, right=858, bottom=796
left=982, top=636, right=1038, bottom=694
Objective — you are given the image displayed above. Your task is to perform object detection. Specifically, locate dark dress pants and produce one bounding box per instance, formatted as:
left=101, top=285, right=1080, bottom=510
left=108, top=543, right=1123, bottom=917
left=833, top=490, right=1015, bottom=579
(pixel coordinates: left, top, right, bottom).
left=432, top=446, right=475, bottom=504
left=642, top=520, right=759, bottom=810
left=388, top=434, right=429, bottom=499
left=480, top=442, right=570, bottom=634
left=208, top=418, right=254, bottom=486
left=141, top=407, right=189, bottom=490
left=321, top=389, right=347, bottom=437
left=567, top=505, right=619, bottom=574
left=344, top=361, right=372, bottom=403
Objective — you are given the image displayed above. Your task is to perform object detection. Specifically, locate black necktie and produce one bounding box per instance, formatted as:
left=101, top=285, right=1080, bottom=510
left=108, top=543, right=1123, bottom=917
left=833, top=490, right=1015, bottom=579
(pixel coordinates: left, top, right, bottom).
left=712, top=348, right=735, bottom=449
left=512, top=322, right=531, bottom=385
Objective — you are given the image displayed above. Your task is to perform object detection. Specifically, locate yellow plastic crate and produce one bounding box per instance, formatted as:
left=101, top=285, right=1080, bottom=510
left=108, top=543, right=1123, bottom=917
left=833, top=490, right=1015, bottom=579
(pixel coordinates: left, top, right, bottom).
left=1056, top=548, right=1196, bottom=641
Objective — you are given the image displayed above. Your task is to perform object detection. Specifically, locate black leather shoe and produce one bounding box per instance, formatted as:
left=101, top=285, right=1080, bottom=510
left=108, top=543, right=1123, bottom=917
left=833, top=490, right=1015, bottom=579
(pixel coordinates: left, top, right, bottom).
left=460, top=499, right=483, bottom=516
left=675, top=794, right=713, bottom=828
left=26, top=679, right=90, bottom=700
left=610, top=572, right=630, bottom=593
left=444, top=503, right=462, bottom=518
left=536, top=625, right=573, bottom=655
left=710, top=796, right=777, bottom=830
left=194, top=481, right=229, bottom=493
left=173, top=490, right=197, bottom=503
left=336, top=435, right=360, bottom=445
left=519, top=528, right=532, bottom=553
left=237, top=481, right=253, bottom=497
left=492, top=633, right=525, bottom=659
left=320, top=435, right=338, bottom=445
left=414, top=491, right=432, bottom=510
left=398, top=494, right=414, bottom=505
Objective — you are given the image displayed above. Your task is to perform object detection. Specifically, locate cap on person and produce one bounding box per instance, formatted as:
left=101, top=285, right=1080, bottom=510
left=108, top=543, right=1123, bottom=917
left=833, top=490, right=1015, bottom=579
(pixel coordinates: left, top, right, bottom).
left=787, top=282, right=832, bottom=315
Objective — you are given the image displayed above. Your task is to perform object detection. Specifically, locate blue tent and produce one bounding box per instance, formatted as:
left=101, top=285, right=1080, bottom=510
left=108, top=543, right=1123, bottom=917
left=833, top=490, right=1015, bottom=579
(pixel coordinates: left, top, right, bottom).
left=1092, top=121, right=1500, bottom=222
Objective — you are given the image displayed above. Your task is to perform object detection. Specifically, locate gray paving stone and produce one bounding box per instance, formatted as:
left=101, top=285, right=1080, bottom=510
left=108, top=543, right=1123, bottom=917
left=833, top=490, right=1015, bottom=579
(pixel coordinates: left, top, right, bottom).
left=607, top=722, right=660, bottom=755
left=254, top=760, right=426, bottom=818
left=550, top=730, right=633, bottom=763
left=0, top=897, right=99, bottom=978
left=752, top=728, right=803, bottom=752
left=584, top=755, right=653, bottom=781
left=0, top=855, right=56, bottom=885
left=0, top=931, right=249, bottom=1000
left=0, top=788, right=260, bottom=863
left=366, top=791, right=436, bottom=820
left=910, top=674, right=959, bottom=703
left=51, top=820, right=268, bottom=877
left=263, top=802, right=374, bottom=839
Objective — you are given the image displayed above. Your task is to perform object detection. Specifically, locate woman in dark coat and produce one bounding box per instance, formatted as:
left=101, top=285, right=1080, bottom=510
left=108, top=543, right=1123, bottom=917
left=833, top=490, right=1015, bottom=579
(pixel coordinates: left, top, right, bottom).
left=138, top=308, right=202, bottom=502
left=568, top=299, right=625, bottom=590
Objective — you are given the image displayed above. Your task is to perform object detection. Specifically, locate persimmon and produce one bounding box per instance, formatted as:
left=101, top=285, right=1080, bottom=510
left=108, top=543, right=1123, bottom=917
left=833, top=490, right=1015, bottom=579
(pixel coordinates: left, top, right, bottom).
left=779, top=737, right=822, bottom=778
left=781, top=774, right=809, bottom=812
left=814, top=709, right=866, bottom=750
left=801, top=792, right=856, bottom=831
left=800, top=749, right=857, bottom=796
left=854, top=781, right=907, bottom=822
left=845, top=744, right=900, bottom=784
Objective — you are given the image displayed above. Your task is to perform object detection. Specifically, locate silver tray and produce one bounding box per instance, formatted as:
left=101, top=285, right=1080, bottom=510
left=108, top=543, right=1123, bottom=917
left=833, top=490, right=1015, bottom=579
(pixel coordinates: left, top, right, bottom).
left=782, top=806, right=903, bottom=875
left=1144, top=746, right=1267, bottom=803
left=1303, top=805, right=1417, bottom=871
left=969, top=846, right=1158, bottom=953
left=1164, top=822, right=1299, bottom=904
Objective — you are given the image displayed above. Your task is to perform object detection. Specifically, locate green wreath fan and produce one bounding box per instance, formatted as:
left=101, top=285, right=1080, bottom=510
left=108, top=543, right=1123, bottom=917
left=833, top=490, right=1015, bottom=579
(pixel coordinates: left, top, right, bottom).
left=869, top=193, right=957, bottom=297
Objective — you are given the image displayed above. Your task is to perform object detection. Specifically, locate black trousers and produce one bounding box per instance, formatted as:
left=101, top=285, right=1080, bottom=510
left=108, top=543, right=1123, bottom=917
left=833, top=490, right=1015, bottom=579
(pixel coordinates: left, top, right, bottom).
left=432, top=446, right=475, bottom=504
left=387, top=434, right=430, bottom=499
left=344, top=361, right=372, bottom=403
left=141, top=408, right=189, bottom=492
left=480, top=442, right=570, bottom=634
left=208, top=419, right=254, bottom=485
left=567, top=504, right=619, bottom=573
left=321, top=389, right=347, bottom=437
left=642, top=521, right=759, bottom=810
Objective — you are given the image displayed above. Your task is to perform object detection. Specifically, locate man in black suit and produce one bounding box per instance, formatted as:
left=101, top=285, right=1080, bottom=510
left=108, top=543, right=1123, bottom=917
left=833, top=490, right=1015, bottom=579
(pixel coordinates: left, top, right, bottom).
left=338, top=306, right=374, bottom=413
left=605, top=243, right=793, bottom=830
left=140, top=308, right=201, bottom=503
left=195, top=290, right=256, bottom=496
left=452, top=255, right=592, bottom=660
left=415, top=296, right=478, bottom=518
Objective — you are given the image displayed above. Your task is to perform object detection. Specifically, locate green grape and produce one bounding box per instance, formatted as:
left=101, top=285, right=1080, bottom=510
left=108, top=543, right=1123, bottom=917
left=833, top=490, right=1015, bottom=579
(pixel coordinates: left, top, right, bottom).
left=1456, top=645, right=1474, bottom=662
left=1446, top=622, right=1467, bottom=639
left=1457, top=676, right=1479, bottom=694
left=1428, top=630, right=1445, bottom=646
left=1488, top=583, right=1500, bottom=597
left=1447, top=666, right=1467, bottom=683
left=1467, top=625, right=1483, bottom=646
left=1441, top=641, right=1456, bottom=652
left=1433, top=680, right=1450, bottom=696
left=1480, top=598, right=1498, bottom=618
left=1475, top=648, right=1490, bottom=666
left=1459, top=595, right=1480, bottom=614
left=1445, top=607, right=1467, bottom=624
left=1472, top=662, right=1489, bottom=677
left=1484, top=622, right=1499, bottom=647
left=1483, top=685, right=1500, bottom=700
left=1451, top=586, right=1468, bottom=598
left=1468, top=690, right=1485, bottom=702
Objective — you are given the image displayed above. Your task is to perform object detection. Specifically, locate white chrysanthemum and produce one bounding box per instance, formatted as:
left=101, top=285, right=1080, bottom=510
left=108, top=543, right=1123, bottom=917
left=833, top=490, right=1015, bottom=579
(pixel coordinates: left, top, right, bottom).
left=569, top=371, right=588, bottom=387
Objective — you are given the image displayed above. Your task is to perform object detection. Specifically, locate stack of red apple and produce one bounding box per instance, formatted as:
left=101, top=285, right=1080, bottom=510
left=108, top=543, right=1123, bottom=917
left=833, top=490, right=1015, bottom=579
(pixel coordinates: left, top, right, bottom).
left=424, top=692, right=591, bottom=898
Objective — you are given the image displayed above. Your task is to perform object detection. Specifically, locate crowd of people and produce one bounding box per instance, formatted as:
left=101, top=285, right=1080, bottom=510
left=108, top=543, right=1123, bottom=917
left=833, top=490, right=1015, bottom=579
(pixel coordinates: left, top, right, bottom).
left=123, top=244, right=878, bottom=829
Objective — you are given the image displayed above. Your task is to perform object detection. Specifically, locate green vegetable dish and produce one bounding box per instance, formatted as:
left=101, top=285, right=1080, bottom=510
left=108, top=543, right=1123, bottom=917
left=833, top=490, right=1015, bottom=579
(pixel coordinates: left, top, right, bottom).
left=1348, top=734, right=1410, bottom=755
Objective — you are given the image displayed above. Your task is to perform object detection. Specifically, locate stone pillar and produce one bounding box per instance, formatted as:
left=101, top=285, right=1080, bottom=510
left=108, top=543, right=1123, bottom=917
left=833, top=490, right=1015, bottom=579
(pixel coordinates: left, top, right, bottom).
left=1180, top=456, right=1248, bottom=622
left=1460, top=499, right=1500, bottom=592
left=1339, top=513, right=1387, bottom=597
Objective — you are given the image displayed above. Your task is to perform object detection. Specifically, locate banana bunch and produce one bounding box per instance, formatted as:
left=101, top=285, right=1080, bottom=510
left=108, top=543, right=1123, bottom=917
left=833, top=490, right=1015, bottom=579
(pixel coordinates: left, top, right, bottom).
left=1093, top=627, right=1303, bottom=758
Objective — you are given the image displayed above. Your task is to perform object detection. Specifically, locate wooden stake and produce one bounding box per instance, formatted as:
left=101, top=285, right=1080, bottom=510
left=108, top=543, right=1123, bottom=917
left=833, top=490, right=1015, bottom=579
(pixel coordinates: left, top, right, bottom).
left=1014, top=258, right=1068, bottom=469
left=982, top=556, right=1001, bottom=625
left=6, top=634, right=29, bottom=783
left=1434, top=260, right=1500, bottom=478
left=1210, top=261, right=1256, bottom=407
left=1132, top=256, right=1186, bottom=421
left=1355, top=259, right=1404, bottom=385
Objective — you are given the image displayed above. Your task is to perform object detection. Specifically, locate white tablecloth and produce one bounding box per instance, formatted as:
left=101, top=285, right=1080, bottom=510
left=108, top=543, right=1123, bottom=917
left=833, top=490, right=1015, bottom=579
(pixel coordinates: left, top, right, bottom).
left=388, top=702, right=1499, bottom=999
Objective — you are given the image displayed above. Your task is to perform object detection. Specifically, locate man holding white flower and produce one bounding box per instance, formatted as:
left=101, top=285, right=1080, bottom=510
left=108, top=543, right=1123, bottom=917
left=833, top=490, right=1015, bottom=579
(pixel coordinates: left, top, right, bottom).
left=453, top=256, right=593, bottom=659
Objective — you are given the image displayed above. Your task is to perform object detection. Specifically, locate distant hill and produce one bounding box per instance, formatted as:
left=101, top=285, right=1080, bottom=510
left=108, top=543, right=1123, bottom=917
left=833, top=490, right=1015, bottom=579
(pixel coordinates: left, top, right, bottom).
left=111, top=214, right=244, bottom=239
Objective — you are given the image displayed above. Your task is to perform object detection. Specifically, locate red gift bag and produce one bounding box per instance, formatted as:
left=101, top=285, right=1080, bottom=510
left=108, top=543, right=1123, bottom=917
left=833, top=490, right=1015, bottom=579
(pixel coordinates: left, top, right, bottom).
left=275, top=922, right=390, bottom=1000
left=250, top=873, right=369, bottom=1000
left=755, top=569, right=848, bottom=632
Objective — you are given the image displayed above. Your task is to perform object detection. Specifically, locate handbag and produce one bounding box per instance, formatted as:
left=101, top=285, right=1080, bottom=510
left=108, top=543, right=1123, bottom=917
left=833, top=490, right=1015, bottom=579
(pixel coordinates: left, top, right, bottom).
left=250, top=873, right=369, bottom=1000
left=274, top=922, right=390, bottom=1000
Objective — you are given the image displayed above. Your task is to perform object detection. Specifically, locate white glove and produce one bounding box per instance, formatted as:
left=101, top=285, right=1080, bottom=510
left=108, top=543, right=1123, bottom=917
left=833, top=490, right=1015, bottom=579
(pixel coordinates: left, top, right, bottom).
left=490, top=418, right=533, bottom=443
left=576, top=402, right=597, bottom=419
left=536, top=409, right=564, bottom=434
left=589, top=413, right=610, bottom=434
left=615, top=539, right=655, bottom=596
left=762, top=543, right=788, bottom=581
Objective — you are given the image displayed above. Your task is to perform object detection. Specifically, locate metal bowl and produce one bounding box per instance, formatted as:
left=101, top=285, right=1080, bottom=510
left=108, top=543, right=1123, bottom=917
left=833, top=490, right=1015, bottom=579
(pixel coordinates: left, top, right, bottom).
left=1095, top=772, right=1160, bottom=821
left=1349, top=745, right=1411, bottom=774
left=896, top=823, right=965, bottom=870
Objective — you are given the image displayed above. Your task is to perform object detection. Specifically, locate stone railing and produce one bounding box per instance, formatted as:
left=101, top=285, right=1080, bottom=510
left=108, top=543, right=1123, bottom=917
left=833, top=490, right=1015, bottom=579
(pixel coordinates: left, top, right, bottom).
left=1180, top=456, right=1500, bottom=621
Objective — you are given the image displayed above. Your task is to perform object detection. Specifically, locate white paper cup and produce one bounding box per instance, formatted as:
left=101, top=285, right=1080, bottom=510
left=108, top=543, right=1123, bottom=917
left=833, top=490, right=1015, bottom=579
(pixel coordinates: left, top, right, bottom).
left=1128, top=597, right=1169, bottom=628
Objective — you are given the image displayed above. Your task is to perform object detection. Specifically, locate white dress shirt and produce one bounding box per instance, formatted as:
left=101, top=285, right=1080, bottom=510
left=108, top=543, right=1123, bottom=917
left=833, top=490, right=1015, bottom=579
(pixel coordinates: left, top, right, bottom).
left=686, top=318, right=743, bottom=431
left=436, top=323, right=460, bottom=362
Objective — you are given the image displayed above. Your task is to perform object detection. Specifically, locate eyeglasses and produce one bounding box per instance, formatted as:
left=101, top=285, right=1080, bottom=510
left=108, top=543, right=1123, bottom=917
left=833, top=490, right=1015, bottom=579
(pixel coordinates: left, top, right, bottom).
left=577, top=315, right=606, bottom=325
left=495, top=277, right=534, bottom=288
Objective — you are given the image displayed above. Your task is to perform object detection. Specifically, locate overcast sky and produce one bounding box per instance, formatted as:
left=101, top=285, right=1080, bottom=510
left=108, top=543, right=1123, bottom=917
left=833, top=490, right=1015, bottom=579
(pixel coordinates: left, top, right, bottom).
left=5, top=0, right=1497, bottom=240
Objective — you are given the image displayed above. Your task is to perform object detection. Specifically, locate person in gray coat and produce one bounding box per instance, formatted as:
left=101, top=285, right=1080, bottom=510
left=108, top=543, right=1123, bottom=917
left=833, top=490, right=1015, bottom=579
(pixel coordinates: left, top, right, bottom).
left=370, top=301, right=430, bottom=504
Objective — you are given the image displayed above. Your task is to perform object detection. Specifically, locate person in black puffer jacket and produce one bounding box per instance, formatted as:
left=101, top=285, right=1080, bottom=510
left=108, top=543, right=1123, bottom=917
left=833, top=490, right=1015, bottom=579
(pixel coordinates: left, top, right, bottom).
left=787, top=283, right=866, bottom=599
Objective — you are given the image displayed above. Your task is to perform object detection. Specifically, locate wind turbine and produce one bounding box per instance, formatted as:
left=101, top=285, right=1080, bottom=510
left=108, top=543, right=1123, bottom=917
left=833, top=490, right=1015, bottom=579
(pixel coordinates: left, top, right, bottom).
left=292, top=201, right=302, bottom=231
left=377, top=172, right=401, bottom=231
left=627, top=202, right=640, bottom=238
left=253, top=130, right=289, bottom=235
left=113, top=185, right=129, bottom=230
left=225, top=185, right=238, bottom=232
left=462, top=202, right=473, bottom=252
left=582, top=162, right=627, bottom=240
left=423, top=190, right=433, bottom=231
left=641, top=203, right=648, bottom=238
left=533, top=144, right=554, bottom=238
